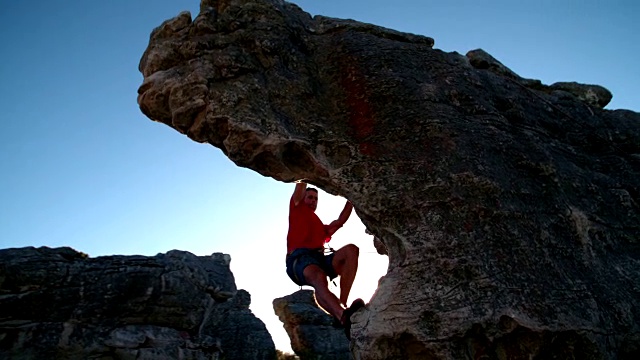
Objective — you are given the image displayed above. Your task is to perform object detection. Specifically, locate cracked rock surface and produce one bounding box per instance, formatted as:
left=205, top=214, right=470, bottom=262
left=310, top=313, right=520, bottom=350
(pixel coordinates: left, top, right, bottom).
left=0, top=246, right=275, bottom=359
left=273, top=290, right=351, bottom=360
left=138, top=0, right=640, bottom=358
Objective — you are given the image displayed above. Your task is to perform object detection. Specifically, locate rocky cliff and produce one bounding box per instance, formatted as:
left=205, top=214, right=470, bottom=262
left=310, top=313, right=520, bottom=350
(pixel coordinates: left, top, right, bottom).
left=137, top=0, right=640, bottom=359
left=0, top=246, right=275, bottom=359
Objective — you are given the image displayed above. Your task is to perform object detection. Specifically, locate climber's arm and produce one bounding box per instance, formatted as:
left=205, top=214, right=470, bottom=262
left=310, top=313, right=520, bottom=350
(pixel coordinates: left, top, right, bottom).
left=325, top=200, right=353, bottom=236
left=292, top=181, right=307, bottom=207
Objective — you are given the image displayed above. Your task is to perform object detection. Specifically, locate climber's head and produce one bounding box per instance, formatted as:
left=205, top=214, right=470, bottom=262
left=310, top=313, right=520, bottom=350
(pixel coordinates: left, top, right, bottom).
left=304, top=188, right=318, bottom=211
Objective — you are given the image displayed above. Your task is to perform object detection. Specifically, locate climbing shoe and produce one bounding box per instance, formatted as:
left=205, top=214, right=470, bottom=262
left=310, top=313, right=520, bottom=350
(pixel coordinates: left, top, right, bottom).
left=341, top=298, right=365, bottom=340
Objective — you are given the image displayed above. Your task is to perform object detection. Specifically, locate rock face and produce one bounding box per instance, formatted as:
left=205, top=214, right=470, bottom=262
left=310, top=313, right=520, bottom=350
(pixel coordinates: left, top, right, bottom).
left=0, top=246, right=275, bottom=360
left=137, top=1, right=640, bottom=359
left=273, top=290, right=350, bottom=359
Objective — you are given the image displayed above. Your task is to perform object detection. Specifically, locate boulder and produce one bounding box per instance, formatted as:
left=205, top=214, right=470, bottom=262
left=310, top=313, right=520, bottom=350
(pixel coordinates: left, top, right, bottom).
left=273, top=290, right=350, bottom=360
left=0, top=246, right=275, bottom=359
left=137, top=1, right=640, bottom=359
left=549, top=81, right=613, bottom=108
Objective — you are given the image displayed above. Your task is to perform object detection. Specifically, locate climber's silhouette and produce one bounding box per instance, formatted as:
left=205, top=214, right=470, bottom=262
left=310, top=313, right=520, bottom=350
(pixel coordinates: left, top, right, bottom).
left=285, top=181, right=365, bottom=339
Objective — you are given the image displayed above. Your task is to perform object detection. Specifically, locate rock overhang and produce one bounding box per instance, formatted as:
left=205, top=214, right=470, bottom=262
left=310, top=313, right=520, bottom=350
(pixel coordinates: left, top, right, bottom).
left=137, top=1, right=640, bottom=358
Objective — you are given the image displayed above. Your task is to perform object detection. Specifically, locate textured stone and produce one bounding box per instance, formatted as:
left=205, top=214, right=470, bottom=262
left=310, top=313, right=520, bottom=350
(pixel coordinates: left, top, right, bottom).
left=0, top=246, right=275, bottom=360
left=138, top=1, right=640, bottom=359
left=549, top=81, right=613, bottom=108
left=466, top=48, right=521, bottom=80
left=273, top=290, right=350, bottom=360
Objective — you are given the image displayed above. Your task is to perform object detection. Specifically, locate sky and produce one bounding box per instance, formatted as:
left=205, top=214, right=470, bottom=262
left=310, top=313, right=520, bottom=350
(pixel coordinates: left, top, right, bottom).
left=0, top=0, right=638, bottom=354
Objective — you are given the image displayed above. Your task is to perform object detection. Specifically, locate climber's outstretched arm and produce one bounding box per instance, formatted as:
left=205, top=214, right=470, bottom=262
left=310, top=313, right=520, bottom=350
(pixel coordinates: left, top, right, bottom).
left=326, top=201, right=353, bottom=236
left=292, top=181, right=307, bottom=206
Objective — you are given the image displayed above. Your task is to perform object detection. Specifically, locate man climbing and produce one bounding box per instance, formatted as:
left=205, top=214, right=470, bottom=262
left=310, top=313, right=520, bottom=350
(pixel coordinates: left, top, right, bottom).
left=285, top=181, right=365, bottom=339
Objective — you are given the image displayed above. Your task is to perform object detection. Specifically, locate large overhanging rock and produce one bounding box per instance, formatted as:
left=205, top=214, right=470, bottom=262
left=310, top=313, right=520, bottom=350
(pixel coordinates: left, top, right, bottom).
left=0, top=247, right=275, bottom=359
left=137, top=0, right=640, bottom=358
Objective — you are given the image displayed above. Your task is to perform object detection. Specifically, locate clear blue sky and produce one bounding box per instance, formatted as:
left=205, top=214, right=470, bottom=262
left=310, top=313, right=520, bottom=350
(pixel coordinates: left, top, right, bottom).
left=1, top=0, right=637, bottom=353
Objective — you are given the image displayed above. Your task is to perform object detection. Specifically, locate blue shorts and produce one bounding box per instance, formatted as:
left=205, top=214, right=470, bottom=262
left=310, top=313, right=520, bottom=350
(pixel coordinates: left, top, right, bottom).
left=286, top=248, right=338, bottom=286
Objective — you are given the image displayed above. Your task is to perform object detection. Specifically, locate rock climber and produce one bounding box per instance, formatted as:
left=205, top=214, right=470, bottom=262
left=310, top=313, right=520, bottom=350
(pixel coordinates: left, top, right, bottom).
left=285, top=181, right=365, bottom=338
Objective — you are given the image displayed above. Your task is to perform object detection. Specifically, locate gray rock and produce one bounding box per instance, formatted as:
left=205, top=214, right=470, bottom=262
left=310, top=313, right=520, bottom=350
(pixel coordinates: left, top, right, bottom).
left=372, top=237, right=387, bottom=256
left=466, top=48, right=520, bottom=80
left=466, top=49, right=612, bottom=106
left=550, top=81, right=613, bottom=108
left=137, top=1, right=640, bottom=359
left=273, top=290, right=350, bottom=360
left=0, top=246, right=275, bottom=359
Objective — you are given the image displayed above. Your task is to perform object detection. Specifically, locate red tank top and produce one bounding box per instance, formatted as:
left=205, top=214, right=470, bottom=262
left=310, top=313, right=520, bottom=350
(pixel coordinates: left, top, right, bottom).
left=287, top=198, right=330, bottom=254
